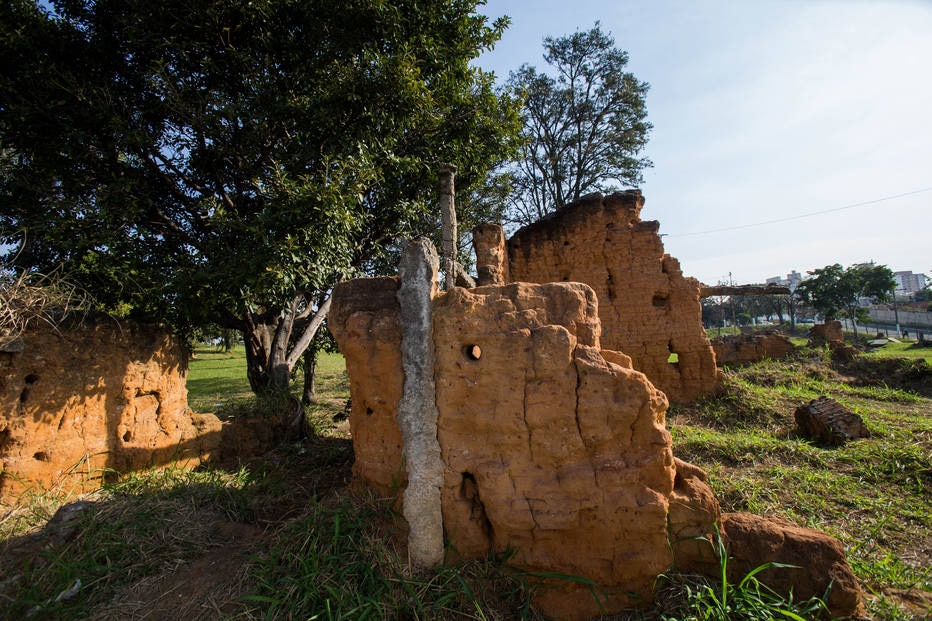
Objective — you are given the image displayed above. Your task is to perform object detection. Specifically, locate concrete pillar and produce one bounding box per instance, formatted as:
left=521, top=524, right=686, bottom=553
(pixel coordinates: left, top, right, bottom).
left=439, top=163, right=457, bottom=291
left=396, top=237, right=444, bottom=568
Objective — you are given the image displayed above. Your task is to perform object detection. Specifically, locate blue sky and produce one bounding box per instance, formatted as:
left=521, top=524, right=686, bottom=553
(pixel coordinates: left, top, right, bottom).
left=475, top=0, right=932, bottom=286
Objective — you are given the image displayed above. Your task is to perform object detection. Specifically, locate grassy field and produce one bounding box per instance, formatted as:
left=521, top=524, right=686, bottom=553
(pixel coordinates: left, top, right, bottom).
left=1, top=338, right=930, bottom=619
left=186, top=345, right=350, bottom=419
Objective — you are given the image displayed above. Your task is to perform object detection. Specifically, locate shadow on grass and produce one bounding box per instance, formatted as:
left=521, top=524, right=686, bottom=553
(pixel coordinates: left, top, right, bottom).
left=0, top=432, right=354, bottom=620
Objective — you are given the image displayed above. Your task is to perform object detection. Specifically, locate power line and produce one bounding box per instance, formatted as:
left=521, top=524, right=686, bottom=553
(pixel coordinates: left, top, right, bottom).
left=665, top=186, right=932, bottom=238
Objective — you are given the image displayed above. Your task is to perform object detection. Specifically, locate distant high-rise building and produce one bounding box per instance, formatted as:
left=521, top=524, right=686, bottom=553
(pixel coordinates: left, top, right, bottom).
left=766, top=271, right=803, bottom=290
left=893, top=271, right=928, bottom=297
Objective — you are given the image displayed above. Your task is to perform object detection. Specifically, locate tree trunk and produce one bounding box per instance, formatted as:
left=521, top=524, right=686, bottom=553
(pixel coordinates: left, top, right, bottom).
left=243, top=316, right=285, bottom=395
left=239, top=295, right=333, bottom=398
left=222, top=328, right=233, bottom=352
left=848, top=306, right=860, bottom=341
left=439, top=163, right=457, bottom=291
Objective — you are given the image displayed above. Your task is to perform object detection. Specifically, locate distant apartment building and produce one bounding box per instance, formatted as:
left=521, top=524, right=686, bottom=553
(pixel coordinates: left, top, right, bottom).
left=894, top=271, right=928, bottom=297
left=765, top=270, right=802, bottom=290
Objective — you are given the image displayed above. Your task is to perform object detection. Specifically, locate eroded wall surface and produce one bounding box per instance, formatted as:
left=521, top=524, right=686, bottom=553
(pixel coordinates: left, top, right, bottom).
left=329, top=277, right=406, bottom=495
left=330, top=251, right=865, bottom=620
left=433, top=282, right=680, bottom=617
left=331, top=277, right=722, bottom=618
left=0, top=321, right=220, bottom=500
left=505, top=191, right=722, bottom=403
left=711, top=331, right=795, bottom=366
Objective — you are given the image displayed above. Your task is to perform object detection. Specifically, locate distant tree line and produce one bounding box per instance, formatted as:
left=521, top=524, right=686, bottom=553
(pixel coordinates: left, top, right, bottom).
left=702, top=263, right=897, bottom=340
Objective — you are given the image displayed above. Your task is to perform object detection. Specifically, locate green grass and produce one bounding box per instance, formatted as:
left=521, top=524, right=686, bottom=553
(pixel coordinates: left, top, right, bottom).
left=669, top=350, right=932, bottom=617
left=0, top=465, right=268, bottom=619
left=246, top=495, right=542, bottom=620
left=864, top=339, right=932, bottom=363
left=186, top=346, right=350, bottom=425
left=185, top=345, right=255, bottom=413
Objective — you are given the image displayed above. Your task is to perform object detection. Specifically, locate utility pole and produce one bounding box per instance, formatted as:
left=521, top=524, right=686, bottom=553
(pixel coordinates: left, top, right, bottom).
left=729, top=272, right=737, bottom=334
left=891, top=287, right=902, bottom=338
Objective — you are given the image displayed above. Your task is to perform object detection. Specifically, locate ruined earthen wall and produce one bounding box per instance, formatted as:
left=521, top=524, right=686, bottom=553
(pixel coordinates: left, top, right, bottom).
left=432, top=282, right=679, bottom=617
left=505, top=191, right=722, bottom=403
left=328, top=277, right=406, bottom=496
left=329, top=238, right=864, bottom=619
left=0, top=321, right=220, bottom=500
left=330, top=275, right=723, bottom=618
left=711, top=331, right=795, bottom=366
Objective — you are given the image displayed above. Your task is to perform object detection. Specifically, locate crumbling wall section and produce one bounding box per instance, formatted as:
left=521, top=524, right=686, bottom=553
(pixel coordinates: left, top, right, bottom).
left=0, top=321, right=220, bottom=500
left=432, top=282, right=679, bottom=617
left=329, top=240, right=864, bottom=620
left=504, top=191, right=722, bottom=403
left=328, top=277, right=405, bottom=496
left=711, top=331, right=795, bottom=366
left=330, top=272, right=721, bottom=618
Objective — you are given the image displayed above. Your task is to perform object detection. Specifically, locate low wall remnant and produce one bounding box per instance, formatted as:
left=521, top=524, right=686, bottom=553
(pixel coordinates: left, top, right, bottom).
left=0, top=320, right=220, bottom=500
left=710, top=331, right=795, bottom=366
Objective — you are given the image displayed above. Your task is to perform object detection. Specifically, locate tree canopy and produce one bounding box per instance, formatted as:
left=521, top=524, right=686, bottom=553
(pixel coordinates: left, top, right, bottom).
left=796, top=263, right=895, bottom=338
left=504, top=23, right=652, bottom=226
left=0, top=0, right=521, bottom=394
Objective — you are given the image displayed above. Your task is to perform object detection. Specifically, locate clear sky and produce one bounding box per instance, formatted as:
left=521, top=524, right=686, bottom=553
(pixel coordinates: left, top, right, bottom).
left=474, top=0, right=932, bottom=286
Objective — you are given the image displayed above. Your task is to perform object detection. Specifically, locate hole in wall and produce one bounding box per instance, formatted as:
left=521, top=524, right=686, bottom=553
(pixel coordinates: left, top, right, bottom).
left=365, top=406, right=374, bottom=416
left=661, top=260, right=669, bottom=274
left=460, top=472, right=494, bottom=542
left=652, top=294, right=669, bottom=309
left=667, top=341, right=681, bottom=370
left=122, top=430, right=133, bottom=443
left=20, top=374, right=40, bottom=404
left=464, top=344, right=482, bottom=361
left=33, top=451, right=49, bottom=462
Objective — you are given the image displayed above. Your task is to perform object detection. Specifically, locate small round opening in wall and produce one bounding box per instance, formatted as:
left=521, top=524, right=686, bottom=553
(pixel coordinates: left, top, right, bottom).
left=464, top=344, right=482, bottom=361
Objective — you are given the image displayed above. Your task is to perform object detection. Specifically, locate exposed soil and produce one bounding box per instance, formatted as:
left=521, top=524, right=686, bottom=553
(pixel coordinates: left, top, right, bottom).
left=837, top=354, right=932, bottom=397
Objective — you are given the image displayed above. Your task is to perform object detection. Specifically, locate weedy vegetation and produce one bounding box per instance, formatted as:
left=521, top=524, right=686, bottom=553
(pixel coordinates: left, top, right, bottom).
left=669, top=342, right=932, bottom=619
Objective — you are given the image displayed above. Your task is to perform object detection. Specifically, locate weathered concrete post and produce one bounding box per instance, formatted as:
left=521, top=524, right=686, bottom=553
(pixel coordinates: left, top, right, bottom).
left=396, top=237, right=444, bottom=568
left=439, top=163, right=457, bottom=291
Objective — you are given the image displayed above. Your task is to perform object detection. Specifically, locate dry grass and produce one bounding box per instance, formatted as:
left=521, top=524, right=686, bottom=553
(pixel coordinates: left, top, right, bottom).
left=0, top=268, right=87, bottom=339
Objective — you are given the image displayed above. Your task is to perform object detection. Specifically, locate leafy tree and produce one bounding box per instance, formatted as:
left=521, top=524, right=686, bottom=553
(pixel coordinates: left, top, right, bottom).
left=796, top=263, right=895, bottom=340
left=0, top=0, right=521, bottom=396
left=505, top=22, right=652, bottom=226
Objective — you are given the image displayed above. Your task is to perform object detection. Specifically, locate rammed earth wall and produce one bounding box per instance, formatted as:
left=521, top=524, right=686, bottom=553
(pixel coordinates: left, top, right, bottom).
left=504, top=191, right=722, bottom=403
left=0, top=320, right=220, bottom=500
left=329, top=237, right=864, bottom=619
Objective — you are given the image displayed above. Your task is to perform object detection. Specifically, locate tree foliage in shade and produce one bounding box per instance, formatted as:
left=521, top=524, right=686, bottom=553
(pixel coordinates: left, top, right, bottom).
left=796, top=263, right=895, bottom=339
left=504, top=22, right=652, bottom=226
left=0, top=0, right=521, bottom=395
